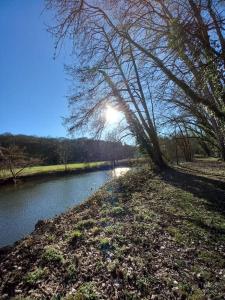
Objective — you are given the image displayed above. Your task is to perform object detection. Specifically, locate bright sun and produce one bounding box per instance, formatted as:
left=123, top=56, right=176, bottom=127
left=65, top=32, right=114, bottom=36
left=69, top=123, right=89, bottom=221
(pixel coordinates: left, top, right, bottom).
left=105, top=106, right=119, bottom=124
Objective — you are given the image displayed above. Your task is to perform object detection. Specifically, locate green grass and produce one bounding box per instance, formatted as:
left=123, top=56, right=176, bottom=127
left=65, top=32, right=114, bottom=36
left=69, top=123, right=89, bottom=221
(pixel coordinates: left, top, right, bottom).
left=0, top=161, right=110, bottom=179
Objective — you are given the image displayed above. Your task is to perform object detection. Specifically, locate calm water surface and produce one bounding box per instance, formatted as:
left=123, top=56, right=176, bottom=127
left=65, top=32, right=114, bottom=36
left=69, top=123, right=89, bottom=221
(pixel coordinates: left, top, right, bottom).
left=0, top=167, right=129, bottom=247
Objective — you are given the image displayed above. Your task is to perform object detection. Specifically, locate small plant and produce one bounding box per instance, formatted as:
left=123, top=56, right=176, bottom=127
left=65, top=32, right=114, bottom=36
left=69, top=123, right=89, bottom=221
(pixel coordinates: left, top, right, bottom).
left=111, top=206, right=125, bottom=216
left=64, top=282, right=99, bottom=300
left=189, top=289, right=205, bottom=300
left=177, top=282, right=192, bottom=296
left=104, top=225, right=115, bottom=234
left=66, top=264, right=77, bottom=281
left=24, top=267, right=47, bottom=284
left=99, top=238, right=111, bottom=250
left=107, top=259, right=119, bottom=273
left=99, top=217, right=111, bottom=226
left=42, top=246, right=64, bottom=263
left=166, top=226, right=185, bottom=244
left=76, top=219, right=96, bottom=230
left=91, top=226, right=101, bottom=235
left=100, top=206, right=111, bottom=217
left=46, top=234, right=55, bottom=242
left=122, top=290, right=139, bottom=300
left=69, top=230, right=83, bottom=244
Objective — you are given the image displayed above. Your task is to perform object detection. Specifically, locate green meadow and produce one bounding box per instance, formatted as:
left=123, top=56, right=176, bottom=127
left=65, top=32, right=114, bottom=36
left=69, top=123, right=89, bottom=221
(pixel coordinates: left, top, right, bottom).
left=0, top=161, right=110, bottom=180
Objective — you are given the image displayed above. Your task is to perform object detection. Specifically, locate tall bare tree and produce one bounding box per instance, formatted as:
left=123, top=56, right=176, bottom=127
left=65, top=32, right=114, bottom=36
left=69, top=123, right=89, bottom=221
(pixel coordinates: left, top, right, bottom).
left=46, top=0, right=225, bottom=164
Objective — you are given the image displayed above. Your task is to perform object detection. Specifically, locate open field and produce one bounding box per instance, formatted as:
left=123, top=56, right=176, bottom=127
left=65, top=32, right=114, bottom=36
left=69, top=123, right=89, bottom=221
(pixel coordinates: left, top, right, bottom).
left=1, top=159, right=225, bottom=298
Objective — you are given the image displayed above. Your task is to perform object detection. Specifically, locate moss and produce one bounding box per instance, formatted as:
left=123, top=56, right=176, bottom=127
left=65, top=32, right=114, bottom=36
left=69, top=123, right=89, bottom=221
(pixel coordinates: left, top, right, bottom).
left=42, top=246, right=64, bottom=263
left=24, top=267, right=47, bottom=284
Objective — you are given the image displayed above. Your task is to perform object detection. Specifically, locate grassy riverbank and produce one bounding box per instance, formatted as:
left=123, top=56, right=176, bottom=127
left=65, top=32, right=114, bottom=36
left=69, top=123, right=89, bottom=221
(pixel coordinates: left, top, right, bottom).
left=0, top=161, right=109, bottom=180
left=1, top=160, right=225, bottom=299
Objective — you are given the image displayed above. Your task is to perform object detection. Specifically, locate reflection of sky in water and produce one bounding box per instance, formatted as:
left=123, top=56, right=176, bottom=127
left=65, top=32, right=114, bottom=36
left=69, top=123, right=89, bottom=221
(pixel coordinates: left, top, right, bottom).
left=0, top=167, right=129, bottom=247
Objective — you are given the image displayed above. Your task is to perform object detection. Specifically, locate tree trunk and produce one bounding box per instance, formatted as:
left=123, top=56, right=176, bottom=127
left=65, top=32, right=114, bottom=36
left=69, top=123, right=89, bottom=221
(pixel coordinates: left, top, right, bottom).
left=220, top=143, right=225, bottom=161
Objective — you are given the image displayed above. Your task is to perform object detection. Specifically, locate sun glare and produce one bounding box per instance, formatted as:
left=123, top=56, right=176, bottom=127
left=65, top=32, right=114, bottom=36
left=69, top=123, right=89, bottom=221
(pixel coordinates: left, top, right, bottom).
left=105, top=106, right=119, bottom=124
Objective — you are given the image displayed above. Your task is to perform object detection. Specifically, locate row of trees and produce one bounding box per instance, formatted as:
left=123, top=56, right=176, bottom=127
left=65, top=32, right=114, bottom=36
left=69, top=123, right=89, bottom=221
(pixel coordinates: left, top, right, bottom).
left=0, top=134, right=136, bottom=165
left=46, top=0, right=225, bottom=169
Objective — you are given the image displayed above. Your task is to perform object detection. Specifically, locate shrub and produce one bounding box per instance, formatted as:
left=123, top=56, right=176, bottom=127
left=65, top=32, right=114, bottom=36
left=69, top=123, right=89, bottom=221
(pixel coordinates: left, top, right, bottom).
left=42, top=246, right=64, bottom=263
left=24, top=267, right=47, bottom=284
left=76, top=219, right=96, bottom=230
left=111, top=206, right=125, bottom=216
left=66, top=264, right=77, bottom=281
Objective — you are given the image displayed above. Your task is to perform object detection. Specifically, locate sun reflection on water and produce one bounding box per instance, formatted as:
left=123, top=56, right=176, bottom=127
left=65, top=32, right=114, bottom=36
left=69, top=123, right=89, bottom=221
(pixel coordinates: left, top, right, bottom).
left=111, top=167, right=130, bottom=178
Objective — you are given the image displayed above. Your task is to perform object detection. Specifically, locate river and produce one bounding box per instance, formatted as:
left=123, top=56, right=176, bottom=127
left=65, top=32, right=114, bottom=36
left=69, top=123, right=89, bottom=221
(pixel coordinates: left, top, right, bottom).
left=0, top=167, right=129, bottom=247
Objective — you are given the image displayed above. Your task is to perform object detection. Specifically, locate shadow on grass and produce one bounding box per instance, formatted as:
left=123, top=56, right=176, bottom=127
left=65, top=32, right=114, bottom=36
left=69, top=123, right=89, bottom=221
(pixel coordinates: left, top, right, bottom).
left=160, top=167, right=225, bottom=217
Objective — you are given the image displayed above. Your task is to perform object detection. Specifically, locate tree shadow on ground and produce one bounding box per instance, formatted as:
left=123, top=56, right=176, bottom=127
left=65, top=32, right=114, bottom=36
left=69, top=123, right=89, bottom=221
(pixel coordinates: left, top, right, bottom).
left=160, top=166, right=225, bottom=217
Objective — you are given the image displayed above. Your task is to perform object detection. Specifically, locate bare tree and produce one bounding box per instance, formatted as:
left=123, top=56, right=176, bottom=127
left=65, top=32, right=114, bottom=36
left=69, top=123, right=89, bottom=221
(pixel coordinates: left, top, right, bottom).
left=56, top=139, right=71, bottom=171
left=46, top=0, right=225, bottom=164
left=0, top=146, right=41, bottom=183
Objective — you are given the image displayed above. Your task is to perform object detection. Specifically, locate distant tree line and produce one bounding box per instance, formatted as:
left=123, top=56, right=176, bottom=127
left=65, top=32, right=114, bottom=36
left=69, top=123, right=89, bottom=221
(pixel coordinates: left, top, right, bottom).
left=0, top=134, right=136, bottom=165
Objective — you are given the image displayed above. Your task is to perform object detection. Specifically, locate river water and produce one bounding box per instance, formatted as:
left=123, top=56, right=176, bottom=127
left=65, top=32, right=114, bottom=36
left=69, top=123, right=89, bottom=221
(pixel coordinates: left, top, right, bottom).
left=0, top=167, right=129, bottom=247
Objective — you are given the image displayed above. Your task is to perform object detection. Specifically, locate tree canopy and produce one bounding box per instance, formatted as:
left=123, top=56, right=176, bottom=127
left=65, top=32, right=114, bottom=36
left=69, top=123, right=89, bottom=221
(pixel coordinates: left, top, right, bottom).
left=46, top=0, right=225, bottom=168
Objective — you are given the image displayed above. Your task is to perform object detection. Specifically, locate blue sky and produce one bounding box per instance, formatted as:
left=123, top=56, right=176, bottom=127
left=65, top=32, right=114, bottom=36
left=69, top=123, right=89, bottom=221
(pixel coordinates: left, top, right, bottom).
left=0, top=0, right=72, bottom=137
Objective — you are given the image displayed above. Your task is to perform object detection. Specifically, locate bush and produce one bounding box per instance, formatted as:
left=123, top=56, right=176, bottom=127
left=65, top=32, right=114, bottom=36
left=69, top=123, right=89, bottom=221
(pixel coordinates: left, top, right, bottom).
left=42, top=246, right=64, bottom=263
left=76, top=219, right=96, bottom=230
left=66, top=264, right=77, bottom=281
left=24, top=268, right=47, bottom=284
left=111, top=206, right=125, bottom=216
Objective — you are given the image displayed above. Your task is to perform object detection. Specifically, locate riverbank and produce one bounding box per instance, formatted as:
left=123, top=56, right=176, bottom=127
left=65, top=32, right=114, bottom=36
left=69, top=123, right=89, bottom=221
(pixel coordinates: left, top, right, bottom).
left=1, top=160, right=225, bottom=299
left=0, top=159, right=136, bottom=186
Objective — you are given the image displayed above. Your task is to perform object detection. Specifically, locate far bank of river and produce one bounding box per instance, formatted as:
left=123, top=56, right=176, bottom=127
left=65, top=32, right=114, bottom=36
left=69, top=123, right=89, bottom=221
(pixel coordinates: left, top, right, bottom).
left=0, top=167, right=130, bottom=247
left=0, top=159, right=136, bottom=186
